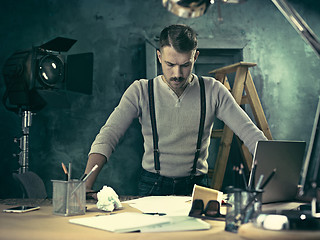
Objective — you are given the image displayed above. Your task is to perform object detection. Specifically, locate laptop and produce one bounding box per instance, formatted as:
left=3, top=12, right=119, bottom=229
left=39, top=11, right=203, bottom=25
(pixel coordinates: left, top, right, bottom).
left=249, top=140, right=306, bottom=203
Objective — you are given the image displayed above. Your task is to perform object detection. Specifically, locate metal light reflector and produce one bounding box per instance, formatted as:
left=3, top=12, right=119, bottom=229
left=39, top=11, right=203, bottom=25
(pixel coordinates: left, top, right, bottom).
left=162, top=0, right=211, bottom=18
left=38, top=54, right=64, bottom=88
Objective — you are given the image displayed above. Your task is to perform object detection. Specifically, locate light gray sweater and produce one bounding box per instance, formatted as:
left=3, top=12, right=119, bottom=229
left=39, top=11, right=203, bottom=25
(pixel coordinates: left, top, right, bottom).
left=89, top=75, right=267, bottom=177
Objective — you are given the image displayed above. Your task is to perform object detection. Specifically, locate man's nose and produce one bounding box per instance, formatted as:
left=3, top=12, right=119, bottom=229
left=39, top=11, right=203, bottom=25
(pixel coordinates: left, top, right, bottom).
left=173, top=65, right=183, bottom=77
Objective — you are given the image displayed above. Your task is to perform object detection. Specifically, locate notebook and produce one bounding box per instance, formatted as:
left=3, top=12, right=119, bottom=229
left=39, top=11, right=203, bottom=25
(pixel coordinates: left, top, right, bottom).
left=69, top=212, right=171, bottom=233
left=250, top=140, right=306, bottom=203
left=69, top=212, right=211, bottom=233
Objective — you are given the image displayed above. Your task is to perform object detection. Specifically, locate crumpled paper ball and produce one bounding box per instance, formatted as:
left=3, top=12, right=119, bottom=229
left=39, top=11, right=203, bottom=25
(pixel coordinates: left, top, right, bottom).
left=96, top=186, right=123, bottom=212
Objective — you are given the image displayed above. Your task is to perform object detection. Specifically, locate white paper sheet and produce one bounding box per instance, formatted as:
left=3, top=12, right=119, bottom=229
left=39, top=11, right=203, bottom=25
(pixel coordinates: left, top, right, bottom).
left=122, top=196, right=192, bottom=216
left=69, top=212, right=171, bottom=233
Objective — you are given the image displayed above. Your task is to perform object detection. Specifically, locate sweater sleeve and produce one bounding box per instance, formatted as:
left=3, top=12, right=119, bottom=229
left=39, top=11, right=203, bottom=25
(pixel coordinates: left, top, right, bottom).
left=214, top=81, right=268, bottom=154
left=88, top=80, right=142, bottom=158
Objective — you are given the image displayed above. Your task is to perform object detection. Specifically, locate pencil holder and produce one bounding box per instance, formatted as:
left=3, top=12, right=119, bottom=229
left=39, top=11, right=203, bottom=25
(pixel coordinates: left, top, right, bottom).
left=224, top=187, right=263, bottom=233
left=52, top=180, right=86, bottom=216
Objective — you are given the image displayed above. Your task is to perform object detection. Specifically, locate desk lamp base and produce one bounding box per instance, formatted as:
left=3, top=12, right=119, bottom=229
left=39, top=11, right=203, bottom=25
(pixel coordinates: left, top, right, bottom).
left=254, top=209, right=320, bottom=231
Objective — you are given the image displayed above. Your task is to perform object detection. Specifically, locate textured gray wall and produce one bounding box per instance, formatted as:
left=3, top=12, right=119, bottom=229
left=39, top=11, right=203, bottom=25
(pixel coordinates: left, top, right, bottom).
left=0, top=0, right=319, bottom=197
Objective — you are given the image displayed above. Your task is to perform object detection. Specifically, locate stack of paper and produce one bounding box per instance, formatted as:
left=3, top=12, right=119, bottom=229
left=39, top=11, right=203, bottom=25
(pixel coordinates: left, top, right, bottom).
left=69, top=212, right=211, bottom=233
left=141, top=215, right=211, bottom=233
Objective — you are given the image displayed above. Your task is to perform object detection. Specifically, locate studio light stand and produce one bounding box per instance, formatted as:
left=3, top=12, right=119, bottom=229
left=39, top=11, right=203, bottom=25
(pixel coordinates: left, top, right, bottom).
left=2, top=37, right=93, bottom=198
left=15, top=110, right=33, bottom=174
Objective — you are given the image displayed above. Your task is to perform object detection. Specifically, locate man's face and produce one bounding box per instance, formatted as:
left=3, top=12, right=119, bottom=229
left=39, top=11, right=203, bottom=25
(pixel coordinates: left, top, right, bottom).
left=157, top=46, right=199, bottom=94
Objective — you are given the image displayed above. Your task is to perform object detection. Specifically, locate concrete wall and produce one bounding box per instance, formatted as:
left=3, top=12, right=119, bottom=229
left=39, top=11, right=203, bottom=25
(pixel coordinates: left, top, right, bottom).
left=0, top=0, right=319, bottom=197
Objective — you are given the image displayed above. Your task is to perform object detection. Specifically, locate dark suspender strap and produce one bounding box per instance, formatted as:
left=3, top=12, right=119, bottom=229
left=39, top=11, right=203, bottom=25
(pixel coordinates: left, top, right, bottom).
left=148, top=76, right=206, bottom=176
left=191, top=76, right=206, bottom=175
left=148, top=78, right=160, bottom=173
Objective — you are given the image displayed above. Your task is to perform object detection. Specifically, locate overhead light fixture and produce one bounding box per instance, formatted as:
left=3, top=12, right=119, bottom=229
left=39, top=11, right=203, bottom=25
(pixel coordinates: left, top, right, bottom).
left=162, top=0, right=245, bottom=19
left=161, top=0, right=320, bottom=58
left=162, top=0, right=212, bottom=18
left=2, top=37, right=93, bottom=113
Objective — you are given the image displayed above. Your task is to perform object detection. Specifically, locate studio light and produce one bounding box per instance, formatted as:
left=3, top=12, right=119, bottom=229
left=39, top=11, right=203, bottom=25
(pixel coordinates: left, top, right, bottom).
left=38, top=54, right=64, bottom=88
left=2, top=37, right=93, bottom=113
left=2, top=37, right=93, bottom=174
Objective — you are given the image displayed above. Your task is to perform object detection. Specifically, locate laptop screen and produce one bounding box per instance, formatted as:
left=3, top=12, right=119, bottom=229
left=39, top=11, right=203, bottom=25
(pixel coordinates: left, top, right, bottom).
left=249, top=140, right=306, bottom=203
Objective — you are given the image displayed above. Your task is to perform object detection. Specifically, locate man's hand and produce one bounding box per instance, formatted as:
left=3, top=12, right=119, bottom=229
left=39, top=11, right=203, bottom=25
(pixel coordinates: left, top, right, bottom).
left=83, top=153, right=107, bottom=195
left=86, top=189, right=98, bottom=200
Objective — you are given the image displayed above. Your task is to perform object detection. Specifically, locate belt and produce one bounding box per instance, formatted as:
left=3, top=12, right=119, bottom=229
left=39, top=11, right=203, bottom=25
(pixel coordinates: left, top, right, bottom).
left=141, top=168, right=204, bottom=183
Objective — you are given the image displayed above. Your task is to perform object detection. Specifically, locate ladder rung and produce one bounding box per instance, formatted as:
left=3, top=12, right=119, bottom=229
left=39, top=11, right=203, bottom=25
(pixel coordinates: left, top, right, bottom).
left=209, top=62, right=256, bottom=75
left=211, top=129, right=223, bottom=138
left=241, top=95, right=249, bottom=105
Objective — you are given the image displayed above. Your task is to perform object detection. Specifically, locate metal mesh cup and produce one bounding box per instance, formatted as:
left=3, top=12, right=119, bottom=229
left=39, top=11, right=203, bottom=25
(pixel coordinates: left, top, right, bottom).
left=225, top=187, right=263, bottom=233
left=52, top=180, right=86, bottom=216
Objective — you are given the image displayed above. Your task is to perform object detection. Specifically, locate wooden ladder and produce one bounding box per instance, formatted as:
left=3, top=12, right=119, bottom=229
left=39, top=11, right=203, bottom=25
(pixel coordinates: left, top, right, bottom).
left=208, top=62, right=272, bottom=190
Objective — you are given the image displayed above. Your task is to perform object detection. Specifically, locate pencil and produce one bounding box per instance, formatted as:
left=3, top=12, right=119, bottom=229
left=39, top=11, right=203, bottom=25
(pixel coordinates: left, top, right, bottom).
left=261, top=168, right=277, bottom=189
left=61, top=163, right=68, bottom=181
left=240, top=164, right=248, bottom=190
left=248, top=160, right=257, bottom=190
left=255, top=174, right=264, bottom=190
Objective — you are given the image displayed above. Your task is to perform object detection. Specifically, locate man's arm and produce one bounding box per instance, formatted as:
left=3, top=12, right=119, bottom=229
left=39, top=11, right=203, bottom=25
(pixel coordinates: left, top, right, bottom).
left=84, top=80, right=143, bottom=192
left=214, top=81, right=268, bottom=154
left=84, top=153, right=107, bottom=192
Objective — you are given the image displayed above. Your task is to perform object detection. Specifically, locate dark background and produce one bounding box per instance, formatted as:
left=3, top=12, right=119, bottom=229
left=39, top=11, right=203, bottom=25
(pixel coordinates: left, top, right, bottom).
left=0, top=0, right=319, bottom=198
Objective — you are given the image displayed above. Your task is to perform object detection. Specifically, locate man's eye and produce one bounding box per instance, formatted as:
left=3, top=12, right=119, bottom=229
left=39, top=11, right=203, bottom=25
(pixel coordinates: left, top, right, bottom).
left=167, top=63, right=174, bottom=67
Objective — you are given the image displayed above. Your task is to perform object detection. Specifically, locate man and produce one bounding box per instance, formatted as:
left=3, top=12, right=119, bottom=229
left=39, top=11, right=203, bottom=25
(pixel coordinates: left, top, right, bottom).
left=84, top=24, right=267, bottom=196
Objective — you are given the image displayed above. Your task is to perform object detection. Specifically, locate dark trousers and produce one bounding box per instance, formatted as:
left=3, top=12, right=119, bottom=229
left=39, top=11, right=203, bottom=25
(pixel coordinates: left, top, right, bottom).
left=138, top=169, right=209, bottom=196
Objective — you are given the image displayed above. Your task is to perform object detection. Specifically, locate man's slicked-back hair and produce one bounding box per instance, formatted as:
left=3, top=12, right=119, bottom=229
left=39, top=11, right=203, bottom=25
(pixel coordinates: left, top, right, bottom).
left=159, top=24, right=198, bottom=53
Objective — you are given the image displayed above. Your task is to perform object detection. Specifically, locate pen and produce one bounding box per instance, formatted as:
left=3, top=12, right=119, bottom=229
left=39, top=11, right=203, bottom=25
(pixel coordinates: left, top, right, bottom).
left=239, top=164, right=248, bottom=190
left=261, top=168, right=277, bottom=189
left=82, top=165, right=98, bottom=182
left=255, top=174, right=264, bottom=190
left=143, top=213, right=166, bottom=216
left=68, top=163, right=72, bottom=181
left=61, top=163, right=68, bottom=181
left=71, top=165, right=98, bottom=195
left=79, top=173, right=87, bottom=181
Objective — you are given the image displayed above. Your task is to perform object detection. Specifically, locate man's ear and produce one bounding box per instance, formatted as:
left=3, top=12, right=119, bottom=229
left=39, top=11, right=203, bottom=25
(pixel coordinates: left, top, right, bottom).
left=194, top=50, right=200, bottom=62
left=157, top=49, right=162, bottom=64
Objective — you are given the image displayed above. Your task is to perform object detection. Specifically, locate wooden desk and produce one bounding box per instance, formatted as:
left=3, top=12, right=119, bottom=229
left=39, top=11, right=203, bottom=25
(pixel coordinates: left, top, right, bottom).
left=0, top=199, right=241, bottom=240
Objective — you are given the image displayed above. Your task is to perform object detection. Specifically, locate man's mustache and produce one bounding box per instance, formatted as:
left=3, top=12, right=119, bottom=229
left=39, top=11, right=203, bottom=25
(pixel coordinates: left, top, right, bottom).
left=170, top=77, right=185, bottom=82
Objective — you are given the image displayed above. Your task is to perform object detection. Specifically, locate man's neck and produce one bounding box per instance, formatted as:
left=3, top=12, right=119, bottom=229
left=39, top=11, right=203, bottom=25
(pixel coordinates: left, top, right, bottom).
left=162, top=75, right=193, bottom=97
